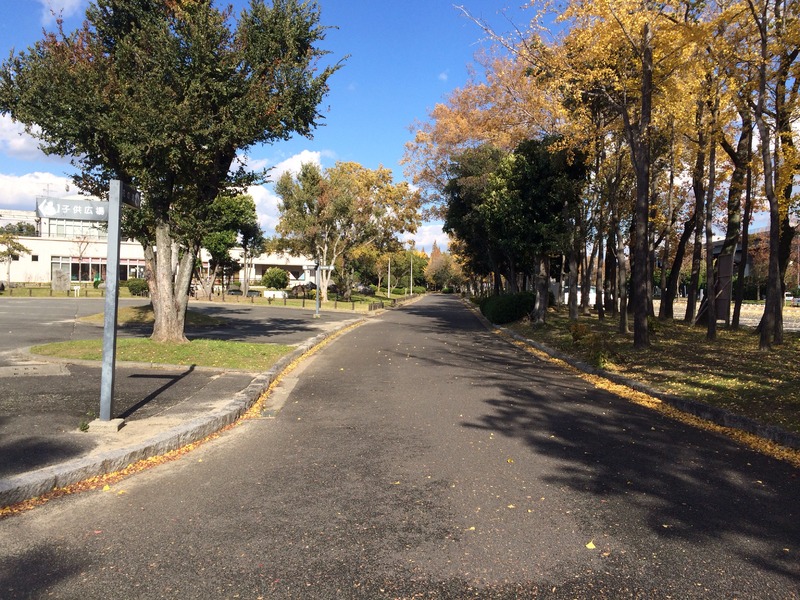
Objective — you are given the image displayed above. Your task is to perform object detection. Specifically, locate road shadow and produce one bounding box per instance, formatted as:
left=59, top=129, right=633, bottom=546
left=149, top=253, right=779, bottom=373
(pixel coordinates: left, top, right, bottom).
left=0, top=546, right=85, bottom=598
left=119, top=366, right=195, bottom=419
left=379, top=295, right=800, bottom=585
left=0, top=435, right=95, bottom=478
left=452, top=327, right=800, bottom=584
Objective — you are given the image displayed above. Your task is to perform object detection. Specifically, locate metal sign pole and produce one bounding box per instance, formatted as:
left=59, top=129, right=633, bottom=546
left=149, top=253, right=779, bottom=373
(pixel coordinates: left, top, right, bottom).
left=98, top=181, right=123, bottom=425
left=93, top=180, right=140, bottom=431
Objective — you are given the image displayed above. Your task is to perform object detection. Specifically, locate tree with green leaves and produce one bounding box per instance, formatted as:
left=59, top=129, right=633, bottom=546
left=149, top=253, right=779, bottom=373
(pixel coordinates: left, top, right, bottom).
left=262, top=267, right=290, bottom=290
left=193, top=194, right=263, bottom=299
left=0, top=232, right=30, bottom=289
left=276, top=161, right=420, bottom=302
left=1, top=222, right=36, bottom=236
left=1, top=0, right=340, bottom=342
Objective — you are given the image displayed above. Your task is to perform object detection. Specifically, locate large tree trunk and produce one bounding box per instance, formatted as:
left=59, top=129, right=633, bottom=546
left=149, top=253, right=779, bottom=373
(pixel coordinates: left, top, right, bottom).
left=148, top=222, right=193, bottom=343
left=685, top=101, right=706, bottom=324
left=616, top=215, right=629, bottom=334
left=620, top=21, right=653, bottom=349
left=703, top=99, right=719, bottom=340
left=732, top=155, right=753, bottom=329
left=531, top=255, right=550, bottom=323
left=595, top=229, right=605, bottom=320
left=718, top=103, right=750, bottom=329
left=660, top=212, right=695, bottom=320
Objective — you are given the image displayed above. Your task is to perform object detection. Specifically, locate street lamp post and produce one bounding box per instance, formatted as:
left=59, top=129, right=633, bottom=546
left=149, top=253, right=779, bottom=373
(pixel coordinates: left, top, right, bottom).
left=304, top=263, right=334, bottom=318
left=409, top=250, right=413, bottom=296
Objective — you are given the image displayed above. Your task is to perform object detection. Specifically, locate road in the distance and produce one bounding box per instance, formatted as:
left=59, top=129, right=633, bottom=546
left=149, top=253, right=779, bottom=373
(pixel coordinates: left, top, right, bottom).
left=0, top=294, right=797, bottom=598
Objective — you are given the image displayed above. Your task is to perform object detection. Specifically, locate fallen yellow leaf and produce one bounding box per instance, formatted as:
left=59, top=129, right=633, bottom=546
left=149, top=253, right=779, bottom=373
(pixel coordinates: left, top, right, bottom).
left=586, top=540, right=596, bottom=550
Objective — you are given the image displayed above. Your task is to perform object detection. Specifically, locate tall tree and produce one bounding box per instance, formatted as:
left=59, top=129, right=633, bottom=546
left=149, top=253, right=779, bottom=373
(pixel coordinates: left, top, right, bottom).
left=1, top=0, right=340, bottom=342
left=0, top=232, right=31, bottom=289
left=276, top=162, right=420, bottom=302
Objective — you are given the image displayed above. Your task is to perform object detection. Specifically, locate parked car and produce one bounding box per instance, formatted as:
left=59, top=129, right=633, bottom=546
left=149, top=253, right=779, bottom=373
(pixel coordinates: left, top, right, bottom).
left=246, top=289, right=260, bottom=297
left=227, top=288, right=243, bottom=295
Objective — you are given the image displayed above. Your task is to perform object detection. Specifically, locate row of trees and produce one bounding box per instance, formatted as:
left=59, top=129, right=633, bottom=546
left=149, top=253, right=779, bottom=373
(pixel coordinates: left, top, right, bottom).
left=1, top=0, right=341, bottom=342
left=404, top=0, right=799, bottom=350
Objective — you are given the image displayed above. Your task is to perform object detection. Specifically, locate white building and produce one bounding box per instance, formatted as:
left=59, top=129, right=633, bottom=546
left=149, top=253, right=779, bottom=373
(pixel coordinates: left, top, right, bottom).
left=1, top=200, right=313, bottom=287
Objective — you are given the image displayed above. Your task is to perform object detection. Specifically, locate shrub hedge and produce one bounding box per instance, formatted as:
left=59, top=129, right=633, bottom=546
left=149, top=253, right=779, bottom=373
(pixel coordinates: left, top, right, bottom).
left=480, top=292, right=536, bottom=324
left=125, top=278, right=149, bottom=296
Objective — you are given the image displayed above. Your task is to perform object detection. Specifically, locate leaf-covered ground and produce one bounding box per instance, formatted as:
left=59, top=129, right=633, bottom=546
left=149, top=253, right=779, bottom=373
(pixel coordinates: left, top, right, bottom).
left=507, top=305, right=800, bottom=436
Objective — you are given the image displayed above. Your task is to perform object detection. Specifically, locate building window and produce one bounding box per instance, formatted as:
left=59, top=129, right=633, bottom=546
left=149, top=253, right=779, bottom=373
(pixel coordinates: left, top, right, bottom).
left=31, top=255, right=39, bottom=262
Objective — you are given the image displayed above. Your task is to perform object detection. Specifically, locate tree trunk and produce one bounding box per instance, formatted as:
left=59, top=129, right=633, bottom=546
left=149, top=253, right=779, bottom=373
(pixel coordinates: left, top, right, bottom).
left=704, top=94, right=719, bottom=340
left=685, top=101, right=706, bottom=324
left=617, top=215, right=629, bottom=334
left=660, top=212, right=695, bottom=320
left=568, top=246, right=579, bottom=320
left=621, top=21, right=653, bottom=349
left=531, top=255, right=550, bottom=323
left=732, top=151, right=753, bottom=329
left=148, top=222, right=193, bottom=343
left=718, top=102, right=751, bottom=329
left=595, top=229, right=605, bottom=320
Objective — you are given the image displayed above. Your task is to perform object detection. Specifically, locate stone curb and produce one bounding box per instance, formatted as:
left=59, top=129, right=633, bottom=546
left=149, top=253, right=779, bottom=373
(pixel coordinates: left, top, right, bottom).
left=465, top=299, right=800, bottom=452
left=0, top=318, right=365, bottom=508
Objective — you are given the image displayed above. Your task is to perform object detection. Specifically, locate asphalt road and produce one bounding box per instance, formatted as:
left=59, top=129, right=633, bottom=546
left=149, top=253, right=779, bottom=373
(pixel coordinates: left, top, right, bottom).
left=1, top=295, right=798, bottom=598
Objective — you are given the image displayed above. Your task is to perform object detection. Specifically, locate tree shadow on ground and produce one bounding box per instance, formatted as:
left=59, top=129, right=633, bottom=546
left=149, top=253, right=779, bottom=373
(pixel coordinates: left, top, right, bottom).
left=0, top=546, right=86, bottom=598
left=456, top=338, right=800, bottom=584
left=0, top=436, right=94, bottom=477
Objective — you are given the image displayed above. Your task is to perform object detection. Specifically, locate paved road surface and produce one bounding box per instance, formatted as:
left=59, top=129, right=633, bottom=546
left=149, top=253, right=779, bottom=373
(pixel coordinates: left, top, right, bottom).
left=1, top=295, right=798, bottom=598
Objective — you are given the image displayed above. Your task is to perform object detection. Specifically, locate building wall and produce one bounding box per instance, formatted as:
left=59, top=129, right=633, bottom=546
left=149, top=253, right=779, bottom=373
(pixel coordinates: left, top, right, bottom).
left=3, top=208, right=312, bottom=287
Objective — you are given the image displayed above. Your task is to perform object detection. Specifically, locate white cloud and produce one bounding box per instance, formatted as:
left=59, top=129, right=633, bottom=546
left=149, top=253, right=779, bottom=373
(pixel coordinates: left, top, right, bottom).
left=241, top=150, right=324, bottom=236
left=265, top=150, right=322, bottom=182
left=0, top=172, right=72, bottom=209
left=37, top=0, right=85, bottom=25
left=404, top=222, right=448, bottom=255
left=438, top=71, right=449, bottom=82
left=0, top=115, right=45, bottom=160
left=245, top=183, right=282, bottom=236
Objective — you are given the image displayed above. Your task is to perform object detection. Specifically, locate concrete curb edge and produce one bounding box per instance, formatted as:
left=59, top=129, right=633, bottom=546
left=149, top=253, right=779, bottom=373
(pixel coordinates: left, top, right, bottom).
left=0, top=317, right=365, bottom=508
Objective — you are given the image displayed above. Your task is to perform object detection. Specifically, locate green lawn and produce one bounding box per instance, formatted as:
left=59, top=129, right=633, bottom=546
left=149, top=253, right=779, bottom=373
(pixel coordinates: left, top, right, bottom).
left=31, top=337, right=292, bottom=371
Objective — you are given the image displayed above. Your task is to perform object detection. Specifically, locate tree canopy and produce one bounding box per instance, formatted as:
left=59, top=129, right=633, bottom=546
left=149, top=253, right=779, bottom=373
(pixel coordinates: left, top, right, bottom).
left=275, top=161, right=421, bottom=301
left=1, top=0, right=341, bottom=342
left=405, top=0, right=800, bottom=349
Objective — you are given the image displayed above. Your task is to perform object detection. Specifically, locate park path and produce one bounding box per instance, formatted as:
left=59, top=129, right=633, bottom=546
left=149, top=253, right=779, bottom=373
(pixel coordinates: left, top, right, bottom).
left=1, top=294, right=798, bottom=598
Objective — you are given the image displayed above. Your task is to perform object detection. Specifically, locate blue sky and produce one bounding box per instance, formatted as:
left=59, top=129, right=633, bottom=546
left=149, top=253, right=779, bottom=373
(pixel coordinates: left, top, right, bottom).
left=0, top=0, right=529, bottom=252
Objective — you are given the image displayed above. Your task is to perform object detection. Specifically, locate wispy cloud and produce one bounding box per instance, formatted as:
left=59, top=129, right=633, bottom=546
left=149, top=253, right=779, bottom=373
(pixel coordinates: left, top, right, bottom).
left=37, top=0, right=85, bottom=25
left=0, top=115, right=44, bottom=161
left=438, top=71, right=449, bottom=82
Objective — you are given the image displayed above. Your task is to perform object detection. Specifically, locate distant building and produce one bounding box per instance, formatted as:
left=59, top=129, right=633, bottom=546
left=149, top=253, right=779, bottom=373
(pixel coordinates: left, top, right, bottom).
left=1, top=200, right=312, bottom=287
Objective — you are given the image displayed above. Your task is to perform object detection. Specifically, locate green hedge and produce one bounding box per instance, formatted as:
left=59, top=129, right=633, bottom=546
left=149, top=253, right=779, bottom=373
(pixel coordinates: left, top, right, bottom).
left=480, top=292, right=536, bottom=324
left=125, top=278, right=149, bottom=296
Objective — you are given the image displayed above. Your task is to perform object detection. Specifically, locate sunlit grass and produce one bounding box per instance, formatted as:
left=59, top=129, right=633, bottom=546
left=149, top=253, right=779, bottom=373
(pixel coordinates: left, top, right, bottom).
left=31, top=338, right=293, bottom=371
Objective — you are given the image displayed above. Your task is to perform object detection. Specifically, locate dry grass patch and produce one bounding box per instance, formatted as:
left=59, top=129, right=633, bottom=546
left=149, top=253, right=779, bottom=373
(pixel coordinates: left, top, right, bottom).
left=508, top=308, right=800, bottom=435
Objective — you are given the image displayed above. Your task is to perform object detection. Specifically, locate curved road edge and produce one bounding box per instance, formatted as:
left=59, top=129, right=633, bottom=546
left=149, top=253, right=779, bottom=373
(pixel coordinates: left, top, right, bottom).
left=0, top=316, right=367, bottom=509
